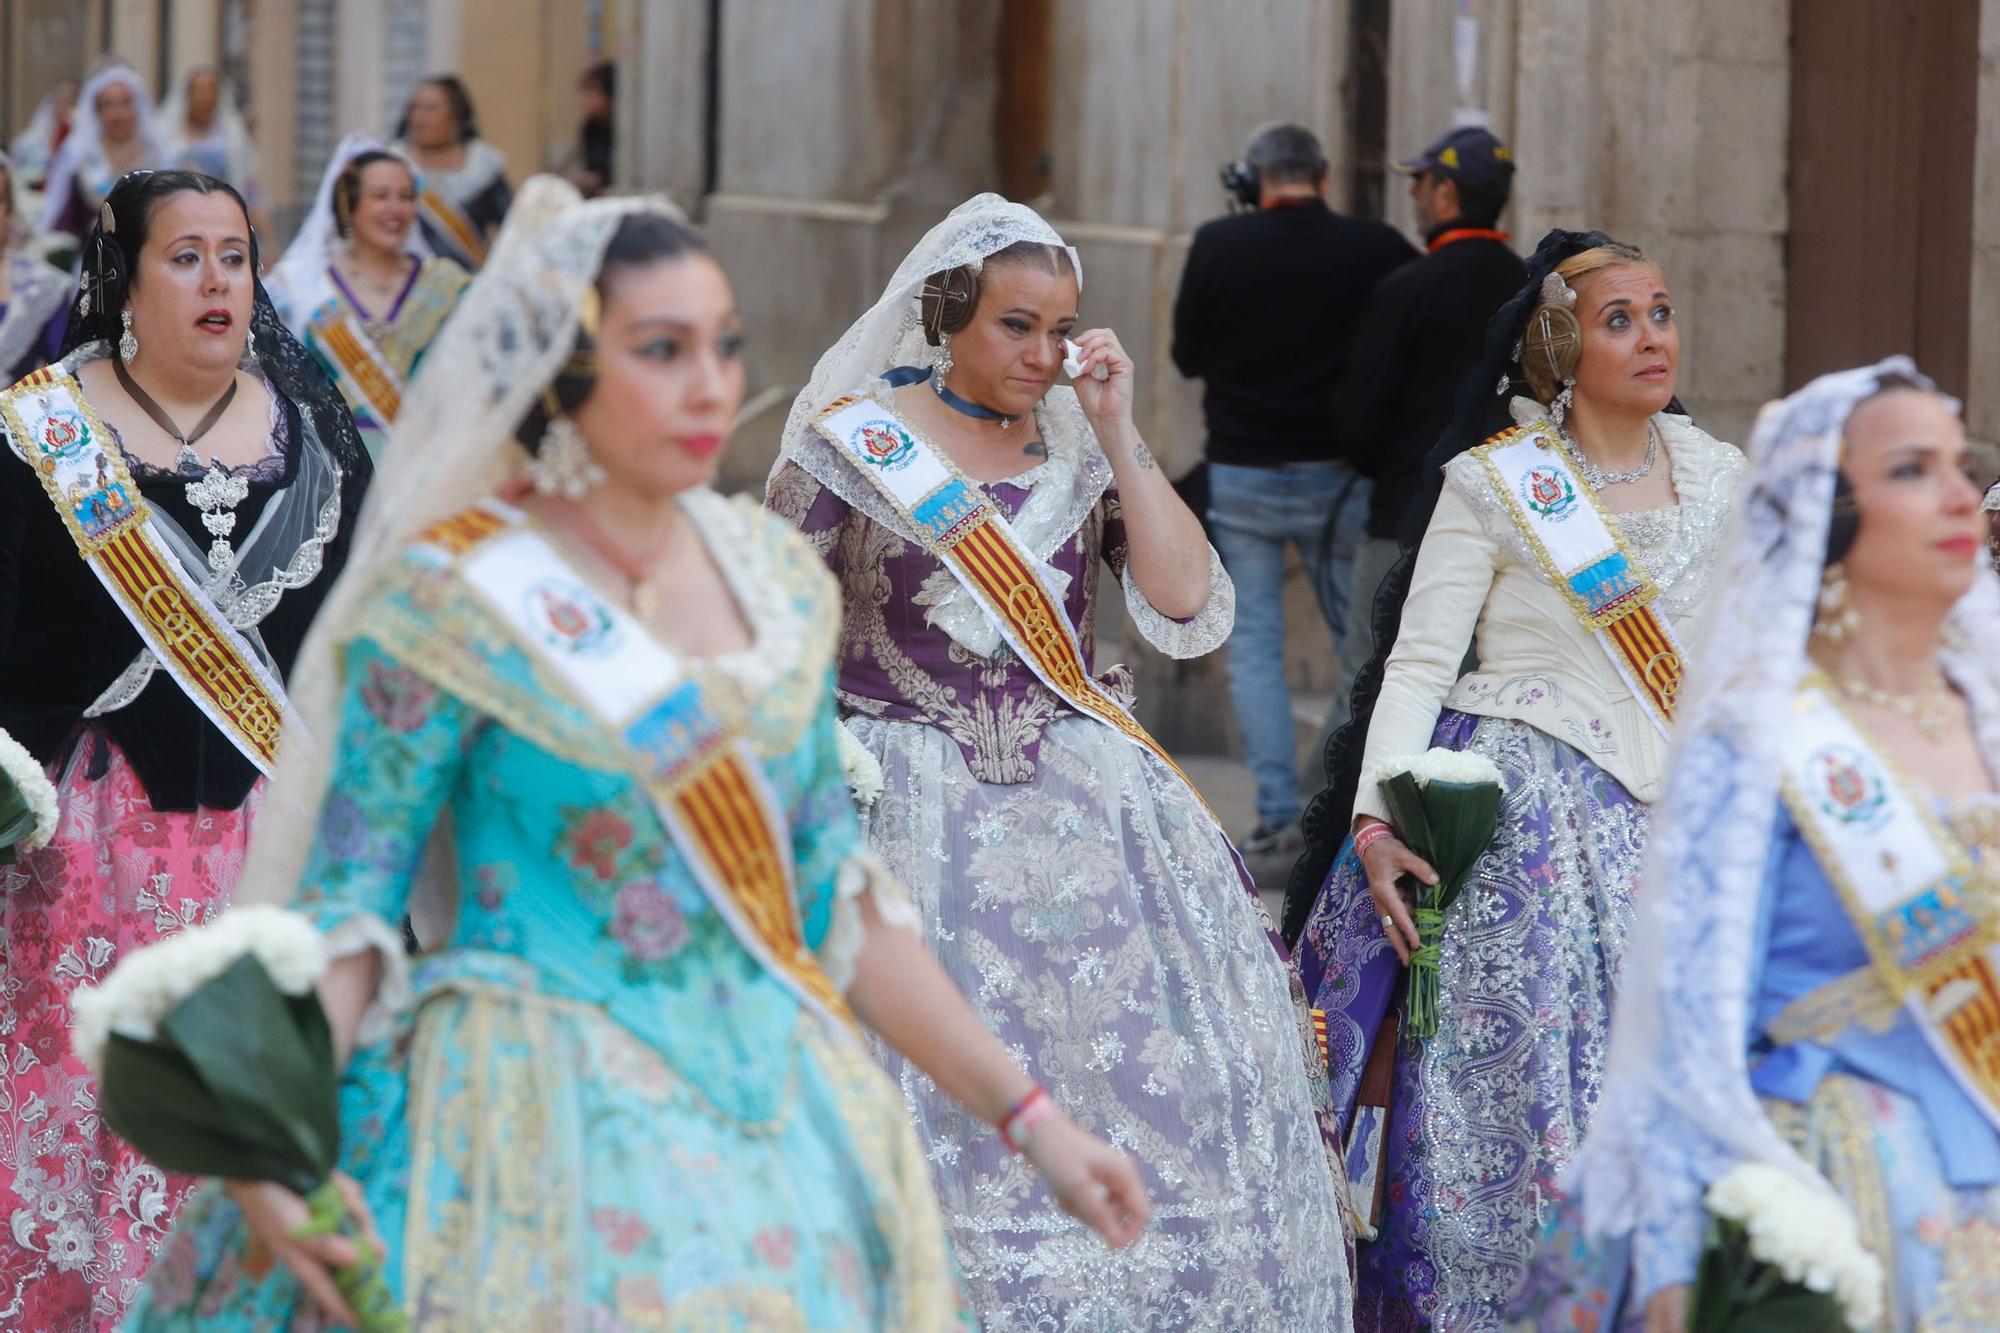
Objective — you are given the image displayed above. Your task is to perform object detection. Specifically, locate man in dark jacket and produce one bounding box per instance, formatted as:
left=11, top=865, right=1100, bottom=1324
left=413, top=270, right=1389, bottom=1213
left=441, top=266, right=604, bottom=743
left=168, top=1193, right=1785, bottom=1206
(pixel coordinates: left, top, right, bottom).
left=1173, top=122, right=1416, bottom=861
left=1323, top=126, right=1527, bottom=736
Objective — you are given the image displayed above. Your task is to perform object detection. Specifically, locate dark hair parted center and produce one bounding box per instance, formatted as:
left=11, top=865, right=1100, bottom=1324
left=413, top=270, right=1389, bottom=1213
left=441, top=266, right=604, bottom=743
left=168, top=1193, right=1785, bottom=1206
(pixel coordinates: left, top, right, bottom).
left=78, top=170, right=257, bottom=348
left=515, top=212, right=713, bottom=453
left=333, top=151, right=413, bottom=239
left=920, top=240, right=1076, bottom=346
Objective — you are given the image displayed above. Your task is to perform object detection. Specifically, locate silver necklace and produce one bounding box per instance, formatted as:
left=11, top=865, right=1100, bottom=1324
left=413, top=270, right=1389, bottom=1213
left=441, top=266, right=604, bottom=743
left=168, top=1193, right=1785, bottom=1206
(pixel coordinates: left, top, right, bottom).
left=186, top=464, right=251, bottom=572
left=1560, top=420, right=1660, bottom=488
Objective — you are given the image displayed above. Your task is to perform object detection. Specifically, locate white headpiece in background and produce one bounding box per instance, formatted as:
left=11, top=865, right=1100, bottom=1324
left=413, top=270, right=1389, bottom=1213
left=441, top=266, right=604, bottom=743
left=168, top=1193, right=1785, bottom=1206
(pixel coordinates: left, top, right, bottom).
left=234, top=176, right=677, bottom=955
left=769, top=193, right=1090, bottom=657
left=157, top=66, right=261, bottom=200
left=264, top=133, right=431, bottom=340
left=38, top=66, right=161, bottom=233
left=1569, top=357, right=2000, bottom=1246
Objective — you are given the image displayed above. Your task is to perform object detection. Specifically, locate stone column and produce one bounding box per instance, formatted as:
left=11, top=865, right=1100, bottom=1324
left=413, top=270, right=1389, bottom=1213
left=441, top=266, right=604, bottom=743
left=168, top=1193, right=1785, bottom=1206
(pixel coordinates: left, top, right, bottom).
left=1968, top=0, right=2000, bottom=462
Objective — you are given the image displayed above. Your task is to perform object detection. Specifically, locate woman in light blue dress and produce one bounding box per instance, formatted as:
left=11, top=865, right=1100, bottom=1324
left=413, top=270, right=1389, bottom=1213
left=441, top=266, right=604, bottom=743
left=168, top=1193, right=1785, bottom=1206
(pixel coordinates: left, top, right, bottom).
left=125, top=177, right=1146, bottom=1331
left=1515, top=358, right=2000, bottom=1331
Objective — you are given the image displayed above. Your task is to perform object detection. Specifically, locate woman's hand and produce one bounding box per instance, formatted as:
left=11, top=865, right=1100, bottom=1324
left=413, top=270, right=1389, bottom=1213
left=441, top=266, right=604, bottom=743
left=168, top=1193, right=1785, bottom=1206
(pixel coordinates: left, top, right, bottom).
left=1356, top=818, right=1435, bottom=966
left=1644, top=1283, right=1689, bottom=1333
left=224, top=1173, right=383, bottom=1326
left=1023, top=1112, right=1151, bottom=1249
left=1066, top=327, right=1137, bottom=431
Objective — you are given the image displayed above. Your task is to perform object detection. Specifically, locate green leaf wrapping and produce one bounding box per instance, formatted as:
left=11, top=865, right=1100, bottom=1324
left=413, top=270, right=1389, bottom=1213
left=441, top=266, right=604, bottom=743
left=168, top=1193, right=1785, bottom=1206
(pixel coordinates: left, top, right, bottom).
left=98, top=954, right=340, bottom=1198
left=1377, top=768, right=1503, bottom=1040
left=1687, top=1213, right=1854, bottom=1332
left=0, top=777, right=33, bottom=866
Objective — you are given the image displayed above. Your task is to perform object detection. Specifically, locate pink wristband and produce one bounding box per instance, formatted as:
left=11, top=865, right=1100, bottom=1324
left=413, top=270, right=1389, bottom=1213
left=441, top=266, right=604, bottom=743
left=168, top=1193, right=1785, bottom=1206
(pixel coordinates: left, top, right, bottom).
left=999, top=1087, right=1055, bottom=1153
left=1353, top=822, right=1395, bottom=857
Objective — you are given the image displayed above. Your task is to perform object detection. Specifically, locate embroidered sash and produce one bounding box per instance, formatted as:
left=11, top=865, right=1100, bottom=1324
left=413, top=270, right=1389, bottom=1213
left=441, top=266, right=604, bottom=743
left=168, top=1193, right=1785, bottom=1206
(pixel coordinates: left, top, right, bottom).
left=424, top=502, right=858, bottom=1037
left=0, top=368, right=288, bottom=772
left=1474, top=422, right=1685, bottom=734
left=313, top=306, right=404, bottom=427
left=1778, top=677, right=2000, bottom=1128
left=810, top=395, right=1239, bottom=847
left=419, top=186, right=487, bottom=267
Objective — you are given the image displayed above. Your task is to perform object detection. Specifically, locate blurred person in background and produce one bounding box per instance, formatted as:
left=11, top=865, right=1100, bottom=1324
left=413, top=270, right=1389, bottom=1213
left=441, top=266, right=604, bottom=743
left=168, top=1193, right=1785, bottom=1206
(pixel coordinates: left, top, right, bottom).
left=158, top=64, right=274, bottom=244
left=0, top=154, right=71, bottom=381
left=39, top=66, right=164, bottom=250
left=560, top=60, right=616, bottom=198
left=266, top=134, right=469, bottom=462
left=8, top=78, right=79, bottom=192
left=1172, top=121, right=1417, bottom=869
left=1323, top=126, right=1525, bottom=738
left=395, top=73, right=512, bottom=270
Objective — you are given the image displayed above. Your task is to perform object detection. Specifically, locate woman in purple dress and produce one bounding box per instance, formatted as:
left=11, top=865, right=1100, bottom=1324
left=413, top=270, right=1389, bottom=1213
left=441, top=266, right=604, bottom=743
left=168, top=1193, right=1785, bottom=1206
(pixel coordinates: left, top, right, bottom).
left=767, top=194, right=1348, bottom=1331
left=1281, top=230, right=1743, bottom=1330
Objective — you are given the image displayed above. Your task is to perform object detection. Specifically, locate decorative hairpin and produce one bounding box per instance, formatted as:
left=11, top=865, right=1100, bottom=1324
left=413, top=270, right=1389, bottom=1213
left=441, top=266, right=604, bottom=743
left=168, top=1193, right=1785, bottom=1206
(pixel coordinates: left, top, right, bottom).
left=99, top=200, right=116, bottom=234
left=1539, top=272, right=1576, bottom=308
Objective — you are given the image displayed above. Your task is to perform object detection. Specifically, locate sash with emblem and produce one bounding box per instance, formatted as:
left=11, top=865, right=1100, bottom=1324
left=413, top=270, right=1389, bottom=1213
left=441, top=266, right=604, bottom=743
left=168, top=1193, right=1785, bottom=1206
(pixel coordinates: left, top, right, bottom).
left=1778, top=675, right=2000, bottom=1128
left=311, top=304, right=404, bottom=428
left=0, top=368, right=289, bottom=772
left=811, top=394, right=1248, bottom=868
left=418, top=186, right=487, bottom=268
left=421, top=500, right=859, bottom=1037
left=1474, top=422, right=1685, bottom=734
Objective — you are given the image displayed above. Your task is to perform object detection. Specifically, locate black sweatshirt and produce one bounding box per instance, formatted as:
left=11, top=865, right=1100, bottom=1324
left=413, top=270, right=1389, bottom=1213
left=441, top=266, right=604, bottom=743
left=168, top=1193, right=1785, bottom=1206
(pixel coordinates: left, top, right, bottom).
left=1171, top=199, right=1417, bottom=467
left=1331, top=231, right=1528, bottom=537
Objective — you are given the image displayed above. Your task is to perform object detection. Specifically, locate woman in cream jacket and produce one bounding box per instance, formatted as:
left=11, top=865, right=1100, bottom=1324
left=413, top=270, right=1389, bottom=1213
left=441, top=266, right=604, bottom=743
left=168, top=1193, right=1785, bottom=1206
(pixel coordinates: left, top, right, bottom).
left=1284, top=230, right=1744, bottom=1331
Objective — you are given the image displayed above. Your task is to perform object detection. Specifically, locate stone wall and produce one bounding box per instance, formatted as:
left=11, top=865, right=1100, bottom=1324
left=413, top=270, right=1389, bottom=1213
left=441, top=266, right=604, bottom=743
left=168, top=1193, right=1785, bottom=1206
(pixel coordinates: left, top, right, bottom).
left=1384, top=0, right=1791, bottom=448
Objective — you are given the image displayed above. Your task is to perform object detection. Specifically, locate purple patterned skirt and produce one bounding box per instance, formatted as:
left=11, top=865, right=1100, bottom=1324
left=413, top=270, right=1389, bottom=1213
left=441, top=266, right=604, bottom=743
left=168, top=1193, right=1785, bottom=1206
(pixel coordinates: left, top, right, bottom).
left=1292, top=710, right=1651, bottom=1332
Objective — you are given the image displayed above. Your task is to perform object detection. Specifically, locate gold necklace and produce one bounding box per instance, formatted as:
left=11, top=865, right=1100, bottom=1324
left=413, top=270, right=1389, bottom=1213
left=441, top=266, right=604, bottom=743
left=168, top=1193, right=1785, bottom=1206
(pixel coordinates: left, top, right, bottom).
left=1832, top=668, right=1956, bottom=742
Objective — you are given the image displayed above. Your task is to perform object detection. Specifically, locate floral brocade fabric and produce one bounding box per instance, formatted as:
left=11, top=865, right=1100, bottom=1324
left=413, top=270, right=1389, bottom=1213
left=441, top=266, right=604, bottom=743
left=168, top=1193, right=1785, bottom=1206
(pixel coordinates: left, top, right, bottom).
left=125, top=492, right=971, bottom=1330
left=773, top=448, right=1351, bottom=1330
left=0, top=743, right=258, bottom=1332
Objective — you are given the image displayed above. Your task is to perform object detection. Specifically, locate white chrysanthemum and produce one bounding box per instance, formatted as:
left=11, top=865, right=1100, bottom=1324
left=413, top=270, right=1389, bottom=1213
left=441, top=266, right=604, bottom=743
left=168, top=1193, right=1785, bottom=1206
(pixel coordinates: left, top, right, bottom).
left=1705, top=1162, right=1884, bottom=1329
left=1375, top=747, right=1506, bottom=792
left=0, top=726, right=60, bottom=852
left=836, top=720, right=885, bottom=808
left=70, top=907, right=330, bottom=1078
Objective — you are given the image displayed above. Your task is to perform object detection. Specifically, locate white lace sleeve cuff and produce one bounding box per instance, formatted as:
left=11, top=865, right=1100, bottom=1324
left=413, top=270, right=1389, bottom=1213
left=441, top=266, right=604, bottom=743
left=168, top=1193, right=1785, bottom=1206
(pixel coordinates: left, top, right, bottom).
left=321, top=911, right=412, bottom=1049
left=1122, top=544, right=1234, bottom=659
left=817, top=849, right=922, bottom=994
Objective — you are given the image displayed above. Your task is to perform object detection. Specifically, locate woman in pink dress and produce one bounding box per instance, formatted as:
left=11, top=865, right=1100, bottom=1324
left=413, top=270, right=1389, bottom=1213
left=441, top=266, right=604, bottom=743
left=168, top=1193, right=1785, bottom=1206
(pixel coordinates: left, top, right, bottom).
left=0, top=169, right=370, bottom=1330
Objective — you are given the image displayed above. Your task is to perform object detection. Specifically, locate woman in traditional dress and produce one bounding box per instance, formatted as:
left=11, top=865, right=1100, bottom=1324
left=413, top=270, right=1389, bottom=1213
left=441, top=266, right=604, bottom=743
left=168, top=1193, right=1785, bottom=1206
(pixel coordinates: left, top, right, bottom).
left=0, top=154, right=71, bottom=382
left=39, top=67, right=164, bottom=248
left=1513, top=359, right=2000, bottom=1331
left=0, top=169, right=370, bottom=1331
left=1283, top=230, right=1744, bottom=1331
left=766, top=194, right=1348, bottom=1331
left=266, top=134, right=469, bottom=461
left=126, top=177, right=1146, bottom=1331
left=394, top=74, right=511, bottom=271
left=157, top=65, right=273, bottom=244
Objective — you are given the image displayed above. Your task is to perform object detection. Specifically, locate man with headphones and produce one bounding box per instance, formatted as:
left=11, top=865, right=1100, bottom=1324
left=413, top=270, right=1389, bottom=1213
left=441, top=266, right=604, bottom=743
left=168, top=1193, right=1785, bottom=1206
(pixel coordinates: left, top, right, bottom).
left=1172, top=122, right=1416, bottom=869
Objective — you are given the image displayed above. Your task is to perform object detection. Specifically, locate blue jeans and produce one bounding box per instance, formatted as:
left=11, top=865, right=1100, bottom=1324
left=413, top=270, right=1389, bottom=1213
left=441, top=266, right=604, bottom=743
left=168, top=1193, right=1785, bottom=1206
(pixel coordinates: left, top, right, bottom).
left=1207, top=459, right=1370, bottom=827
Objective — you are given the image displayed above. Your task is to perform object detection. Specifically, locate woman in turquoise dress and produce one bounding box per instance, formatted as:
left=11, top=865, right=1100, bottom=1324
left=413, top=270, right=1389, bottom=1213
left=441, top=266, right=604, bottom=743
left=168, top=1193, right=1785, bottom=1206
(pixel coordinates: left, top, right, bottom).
left=1513, top=358, right=2000, bottom=1330
left=125, top=177, right=1147, bottom=1330
left=266, top=134, right=469, bottom=463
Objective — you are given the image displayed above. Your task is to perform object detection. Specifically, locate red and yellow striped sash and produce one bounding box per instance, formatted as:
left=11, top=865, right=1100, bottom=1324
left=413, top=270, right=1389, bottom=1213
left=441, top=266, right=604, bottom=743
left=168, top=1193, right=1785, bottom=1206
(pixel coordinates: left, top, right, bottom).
left=317, top=313, right=404, bottom=424
left=420, top=187, right=487, bottom=267
left=1, top=367, right=286, bottom=771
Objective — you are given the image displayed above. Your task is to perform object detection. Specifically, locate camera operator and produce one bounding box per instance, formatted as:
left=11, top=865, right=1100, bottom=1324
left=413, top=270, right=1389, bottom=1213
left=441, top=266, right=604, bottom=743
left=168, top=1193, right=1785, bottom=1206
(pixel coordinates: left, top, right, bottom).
left=1172, top=122, right=1415, bottom=865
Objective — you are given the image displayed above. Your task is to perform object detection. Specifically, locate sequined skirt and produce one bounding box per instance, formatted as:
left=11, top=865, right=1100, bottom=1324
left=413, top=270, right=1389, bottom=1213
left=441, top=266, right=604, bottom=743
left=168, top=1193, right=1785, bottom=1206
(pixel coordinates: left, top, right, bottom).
left=1293, top=710, right=1649, bottom=1332
left=851, top=713, right=1352, bottom=1332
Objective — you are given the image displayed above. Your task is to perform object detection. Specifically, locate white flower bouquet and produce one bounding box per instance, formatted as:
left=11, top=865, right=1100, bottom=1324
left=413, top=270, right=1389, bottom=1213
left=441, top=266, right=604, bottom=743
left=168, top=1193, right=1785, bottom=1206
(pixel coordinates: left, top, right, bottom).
left=1372, top=748, right=1504, bottom=1040
left=1691, top=1162, right=1884, bottom=1331
left=0, top=726, right=59, bottom=865
left=72, top=906, right=407, bottom=1331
